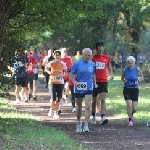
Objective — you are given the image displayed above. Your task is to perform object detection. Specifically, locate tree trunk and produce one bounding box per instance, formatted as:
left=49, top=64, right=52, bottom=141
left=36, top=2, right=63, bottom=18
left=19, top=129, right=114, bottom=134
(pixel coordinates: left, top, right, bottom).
left=0, top=0, right=12, bottom=57
left=112, top=12, right=119, bottom=50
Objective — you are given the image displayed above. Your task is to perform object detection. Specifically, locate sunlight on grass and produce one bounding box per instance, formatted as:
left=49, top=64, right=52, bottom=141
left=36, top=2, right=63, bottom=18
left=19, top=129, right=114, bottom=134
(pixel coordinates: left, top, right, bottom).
left=0, top=97, right=86, bottom=150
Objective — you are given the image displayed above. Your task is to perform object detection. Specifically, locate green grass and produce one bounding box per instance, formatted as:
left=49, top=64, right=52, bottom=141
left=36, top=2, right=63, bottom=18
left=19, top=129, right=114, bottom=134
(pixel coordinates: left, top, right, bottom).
left=1, top=70, right=150, bottom=149
left=0, top=98, right=86, bottom=150
left=107, top=71, right=150, bottom=123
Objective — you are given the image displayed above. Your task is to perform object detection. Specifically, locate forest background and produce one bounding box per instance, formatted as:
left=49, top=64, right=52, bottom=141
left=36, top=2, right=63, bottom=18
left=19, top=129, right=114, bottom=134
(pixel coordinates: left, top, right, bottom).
left=0, top=0, right=150, bottom=74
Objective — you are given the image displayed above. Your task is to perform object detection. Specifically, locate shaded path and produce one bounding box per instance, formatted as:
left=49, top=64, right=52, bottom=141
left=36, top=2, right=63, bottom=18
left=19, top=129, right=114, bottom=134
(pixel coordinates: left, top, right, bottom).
left=8, top=77, right=150, bottom=150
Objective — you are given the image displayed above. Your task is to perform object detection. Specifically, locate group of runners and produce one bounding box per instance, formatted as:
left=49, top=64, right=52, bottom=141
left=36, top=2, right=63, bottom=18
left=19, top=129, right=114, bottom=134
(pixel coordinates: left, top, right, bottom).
left=9, top=42, right=146, bottom=133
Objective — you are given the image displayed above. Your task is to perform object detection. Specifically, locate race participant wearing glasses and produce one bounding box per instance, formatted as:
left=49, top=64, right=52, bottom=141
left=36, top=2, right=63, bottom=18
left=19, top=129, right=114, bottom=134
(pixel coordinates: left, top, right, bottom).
left=70, top=48, right=97, bottom=133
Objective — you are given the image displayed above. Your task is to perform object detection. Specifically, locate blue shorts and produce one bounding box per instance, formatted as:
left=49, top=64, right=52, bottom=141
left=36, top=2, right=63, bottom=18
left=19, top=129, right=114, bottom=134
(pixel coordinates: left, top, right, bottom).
left=75, top=90, right=93, bottom=99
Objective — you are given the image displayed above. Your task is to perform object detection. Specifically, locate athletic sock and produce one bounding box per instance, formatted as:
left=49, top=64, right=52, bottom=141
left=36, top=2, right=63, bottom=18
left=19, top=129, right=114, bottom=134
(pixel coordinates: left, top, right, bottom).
left=101, top=114, right=105, bottom=119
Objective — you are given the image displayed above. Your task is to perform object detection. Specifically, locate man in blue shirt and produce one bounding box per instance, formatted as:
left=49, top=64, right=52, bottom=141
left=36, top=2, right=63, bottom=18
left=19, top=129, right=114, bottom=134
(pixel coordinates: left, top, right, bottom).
left=70, top=48, right=97, bottom=133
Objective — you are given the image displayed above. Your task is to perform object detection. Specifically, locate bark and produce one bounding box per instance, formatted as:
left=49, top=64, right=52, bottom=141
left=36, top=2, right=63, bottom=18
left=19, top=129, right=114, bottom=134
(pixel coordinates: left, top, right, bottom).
left=0, top=0, right=12, bottom=57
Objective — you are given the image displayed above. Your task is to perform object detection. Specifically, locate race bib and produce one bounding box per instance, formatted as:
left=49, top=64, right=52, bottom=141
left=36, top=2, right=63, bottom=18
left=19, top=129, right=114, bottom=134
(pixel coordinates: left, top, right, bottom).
left=53, top=76, right=62, bottom=82
left=96, top=62, right=105, bottom=69
left=77, top=82, right=87, bottom=90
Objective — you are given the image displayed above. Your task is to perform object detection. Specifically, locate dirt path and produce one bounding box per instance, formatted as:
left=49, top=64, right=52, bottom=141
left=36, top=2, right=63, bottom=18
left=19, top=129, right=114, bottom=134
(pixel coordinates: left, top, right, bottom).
left=8, top=78, right=150, bottom=150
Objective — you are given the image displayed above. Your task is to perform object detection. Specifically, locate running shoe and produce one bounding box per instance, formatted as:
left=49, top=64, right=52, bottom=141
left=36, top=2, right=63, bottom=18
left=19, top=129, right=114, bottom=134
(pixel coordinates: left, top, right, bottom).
left=58, top=109, right=61, bottom=114
left=83, top=124, right=90, bottom=132
left=76, top=121, right=82, bottom=133
left=25, top=99, right=28, bottom=103
left=91, top=116, right=96, bottom=124
left=16, top=99, right=20, bottom=104
left=31, top=96, right=37, bottom=101
left=48, top=109, right=54, bottom=117
left=53, top=114, right=59, bottom=119
left=72, top=107, right=76, bottom=113
left=100, top=118, right=108, bottom=125
left=128, top=121, right=133, bottom=127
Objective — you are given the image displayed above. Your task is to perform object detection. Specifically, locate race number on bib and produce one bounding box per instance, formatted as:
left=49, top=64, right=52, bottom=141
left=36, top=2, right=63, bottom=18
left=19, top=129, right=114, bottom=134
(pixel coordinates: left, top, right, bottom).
left=53, top=76, right=62, bottom=82
left=77, top=82, right=87, bottom=90
left=96, top=62, right=105, bottom=69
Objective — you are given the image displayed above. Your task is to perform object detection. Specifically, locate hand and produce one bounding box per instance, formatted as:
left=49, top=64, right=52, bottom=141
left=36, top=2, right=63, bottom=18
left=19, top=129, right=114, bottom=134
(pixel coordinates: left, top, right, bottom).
left=110, top=76, right=114, bottom=80
left=94, top=83, right=98, bottom=88
left=122, top=79, right=127, bottom=83
left=74, top=81, right=80, bottom=87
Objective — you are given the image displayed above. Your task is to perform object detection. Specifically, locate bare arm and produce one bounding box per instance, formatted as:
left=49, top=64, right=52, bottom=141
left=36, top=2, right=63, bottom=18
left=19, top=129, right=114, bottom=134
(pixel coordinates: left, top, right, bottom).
left=69, top=73, right=78, bottom=86
left=107, top=62, right=114, bottom=80
left=137, top=67, right=143, bottom=81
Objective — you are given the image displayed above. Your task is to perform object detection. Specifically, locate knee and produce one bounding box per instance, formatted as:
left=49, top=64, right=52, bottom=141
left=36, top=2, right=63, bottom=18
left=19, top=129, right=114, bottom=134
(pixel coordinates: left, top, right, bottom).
left=85, top=104, right=91, bottom=110
left=132, top=109, right=136, bottom=113
left=15, top=89, right=19, bottom=94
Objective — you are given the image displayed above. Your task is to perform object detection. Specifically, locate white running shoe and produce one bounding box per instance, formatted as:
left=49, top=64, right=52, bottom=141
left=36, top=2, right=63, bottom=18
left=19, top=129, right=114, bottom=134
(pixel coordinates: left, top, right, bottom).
left=48, top=109, right=54, bottom=117
left=16, top=99, right=20, bottom=104
left=83, top=124, right=90, bottom=132
left=72, top=107, right=76, bottom=113
left=100, top=118, right=108, bottom=125
left=76, top=121, right=82, bottom=133
left=53, top=113, right=59, bottom=119
left=91, top=116, right=96, bottom=124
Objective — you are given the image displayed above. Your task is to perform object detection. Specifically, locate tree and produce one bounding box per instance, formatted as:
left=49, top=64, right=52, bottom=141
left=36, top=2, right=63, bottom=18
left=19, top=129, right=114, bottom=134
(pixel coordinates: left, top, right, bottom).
left=0, top=0, right=12, bottom=57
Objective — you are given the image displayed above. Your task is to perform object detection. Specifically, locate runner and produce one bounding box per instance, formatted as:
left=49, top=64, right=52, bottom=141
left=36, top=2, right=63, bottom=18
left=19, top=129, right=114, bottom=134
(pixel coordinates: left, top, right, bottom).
left=9, top=50, right=29, bottom=104
left=75, top=51, right=82, bottom=60
left=91, top=42, right=114, bottom=125
left=42, top=49, right=54, bottom=89
left=59, top=48, right=72, bottom=114
left=40, top=50, right=47, bottom=80
left=24, top=50, right=38, bottom=100
left=68, top=56, right=76, bottom=113
left=45, top=51, right=67, bottom=119
left=30, top=49, right=40, bottom=100
left=121, top=56, right=143, bottom=126
left=70, top=48, right=97, bottom=133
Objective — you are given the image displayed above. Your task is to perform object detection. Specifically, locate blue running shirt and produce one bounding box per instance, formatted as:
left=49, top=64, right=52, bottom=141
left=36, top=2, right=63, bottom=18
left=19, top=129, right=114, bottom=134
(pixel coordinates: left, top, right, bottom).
left=12, top=55, right=28, bottom=78
left=124, top=66, right=138, bottom=88
left=70, top=59, right=96, bottom=94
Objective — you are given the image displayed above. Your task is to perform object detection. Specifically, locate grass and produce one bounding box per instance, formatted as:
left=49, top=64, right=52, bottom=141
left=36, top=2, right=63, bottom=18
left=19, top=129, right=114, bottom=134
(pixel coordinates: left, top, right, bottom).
left=106, top=71, right=150, bottom=123
left=0, top=98, right=86, bottom=150
left=1, top=70, right=150, bottom=149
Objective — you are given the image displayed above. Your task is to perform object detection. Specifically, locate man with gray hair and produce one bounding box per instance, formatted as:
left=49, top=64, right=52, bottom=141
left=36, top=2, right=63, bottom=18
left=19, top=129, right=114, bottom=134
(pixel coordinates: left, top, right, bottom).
left=70, top=48, right=97, bottom=133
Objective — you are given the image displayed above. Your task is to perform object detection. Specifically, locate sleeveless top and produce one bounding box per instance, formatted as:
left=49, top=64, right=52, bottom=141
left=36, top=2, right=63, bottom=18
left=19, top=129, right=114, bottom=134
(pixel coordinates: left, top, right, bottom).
left=124, top=66, right=138, bottom=88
